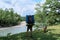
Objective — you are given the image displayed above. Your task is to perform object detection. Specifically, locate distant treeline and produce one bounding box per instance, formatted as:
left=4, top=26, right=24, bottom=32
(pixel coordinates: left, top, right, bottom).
left=0, top=8, right=21, bottom=27
left=20, top=17, right=26, bottom=21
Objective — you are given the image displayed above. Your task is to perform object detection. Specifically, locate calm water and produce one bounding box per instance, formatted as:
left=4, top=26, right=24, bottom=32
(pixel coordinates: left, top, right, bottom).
left=0, top=26, right=27, bottom=37
left=0, top=26, right=35, bottom=37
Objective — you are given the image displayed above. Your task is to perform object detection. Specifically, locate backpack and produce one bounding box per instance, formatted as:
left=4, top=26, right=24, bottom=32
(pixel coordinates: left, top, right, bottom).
left=26, top=15, right=35, bottom=24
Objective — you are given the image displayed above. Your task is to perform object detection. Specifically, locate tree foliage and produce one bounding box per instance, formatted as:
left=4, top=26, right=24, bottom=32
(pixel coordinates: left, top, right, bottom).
left=0, top=8, right=21, bottom=27
left=35, top=0, right=60, bottom=26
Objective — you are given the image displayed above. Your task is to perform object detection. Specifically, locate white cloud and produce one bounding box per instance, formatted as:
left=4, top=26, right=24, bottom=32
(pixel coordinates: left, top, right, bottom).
left=0, top=0, right=45, bottom=16
left=40, top=0, right=46, bottom=6
left=0, top=0, right=13, bottom=9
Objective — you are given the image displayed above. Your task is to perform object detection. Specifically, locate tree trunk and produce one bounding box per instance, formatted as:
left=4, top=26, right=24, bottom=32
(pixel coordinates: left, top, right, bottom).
left=44, top=26, right=47, bottom=33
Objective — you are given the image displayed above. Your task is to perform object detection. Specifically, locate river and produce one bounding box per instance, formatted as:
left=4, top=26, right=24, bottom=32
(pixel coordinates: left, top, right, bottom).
left=0, top=21, right=35, bottom=37
left=0, top=21, right=27, bottom=37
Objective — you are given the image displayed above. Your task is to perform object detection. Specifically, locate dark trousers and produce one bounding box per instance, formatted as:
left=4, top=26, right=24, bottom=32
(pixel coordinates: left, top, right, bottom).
left=27, top=25, right=33, bottom=36
left=27, top=25, right=32, bottom=31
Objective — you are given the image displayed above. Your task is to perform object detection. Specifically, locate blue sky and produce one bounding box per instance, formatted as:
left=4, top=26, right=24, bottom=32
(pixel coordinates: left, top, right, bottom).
left=0, top=0, right=45, bottom=16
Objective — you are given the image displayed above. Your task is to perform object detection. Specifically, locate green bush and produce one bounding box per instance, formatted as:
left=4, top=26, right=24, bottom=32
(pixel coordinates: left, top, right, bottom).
left=0, top=8, right=21, bottom=27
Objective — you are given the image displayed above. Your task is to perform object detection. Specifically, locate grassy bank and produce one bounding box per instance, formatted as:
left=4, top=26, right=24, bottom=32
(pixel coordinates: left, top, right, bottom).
left=0, top=25, right=60, bottom=40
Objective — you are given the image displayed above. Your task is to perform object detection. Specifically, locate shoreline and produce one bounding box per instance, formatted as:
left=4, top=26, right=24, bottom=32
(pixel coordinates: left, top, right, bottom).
left=0, top=21, right=26, bottom=30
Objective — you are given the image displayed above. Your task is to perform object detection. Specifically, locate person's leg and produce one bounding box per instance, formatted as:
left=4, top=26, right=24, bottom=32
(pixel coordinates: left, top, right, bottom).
left=27, top=25, right=29, bottom=36
left=27, top=26, right=29, bottom=32
left=30, top=25, right=32, bottom=37
left=27, top=25, right=33, bottom=37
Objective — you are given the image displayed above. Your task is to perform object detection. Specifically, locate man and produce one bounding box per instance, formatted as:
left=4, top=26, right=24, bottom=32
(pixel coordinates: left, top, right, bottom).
left=26, top=15, right=34, bottom=37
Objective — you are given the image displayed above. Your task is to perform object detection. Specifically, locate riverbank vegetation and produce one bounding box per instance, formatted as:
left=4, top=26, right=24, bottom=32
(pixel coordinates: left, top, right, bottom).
left=0, top=8, right=21, bottom=27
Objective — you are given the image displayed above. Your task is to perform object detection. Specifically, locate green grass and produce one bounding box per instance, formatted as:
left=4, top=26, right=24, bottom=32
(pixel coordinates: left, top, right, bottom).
left=0, top=24, right=60, bottom=40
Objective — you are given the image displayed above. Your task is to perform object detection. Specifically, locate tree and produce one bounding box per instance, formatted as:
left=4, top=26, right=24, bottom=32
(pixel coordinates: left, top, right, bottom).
left=0, top=8, right=21, bottom=27
left=43, top=0, right=60, bottom=25
left=35, top=0, right=60, bottom=33
left=35, top=4, right=48, bottom=33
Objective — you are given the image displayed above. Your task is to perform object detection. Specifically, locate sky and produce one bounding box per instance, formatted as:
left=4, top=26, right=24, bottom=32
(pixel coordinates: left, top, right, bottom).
left=0, top=0, right=45, bottom=16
